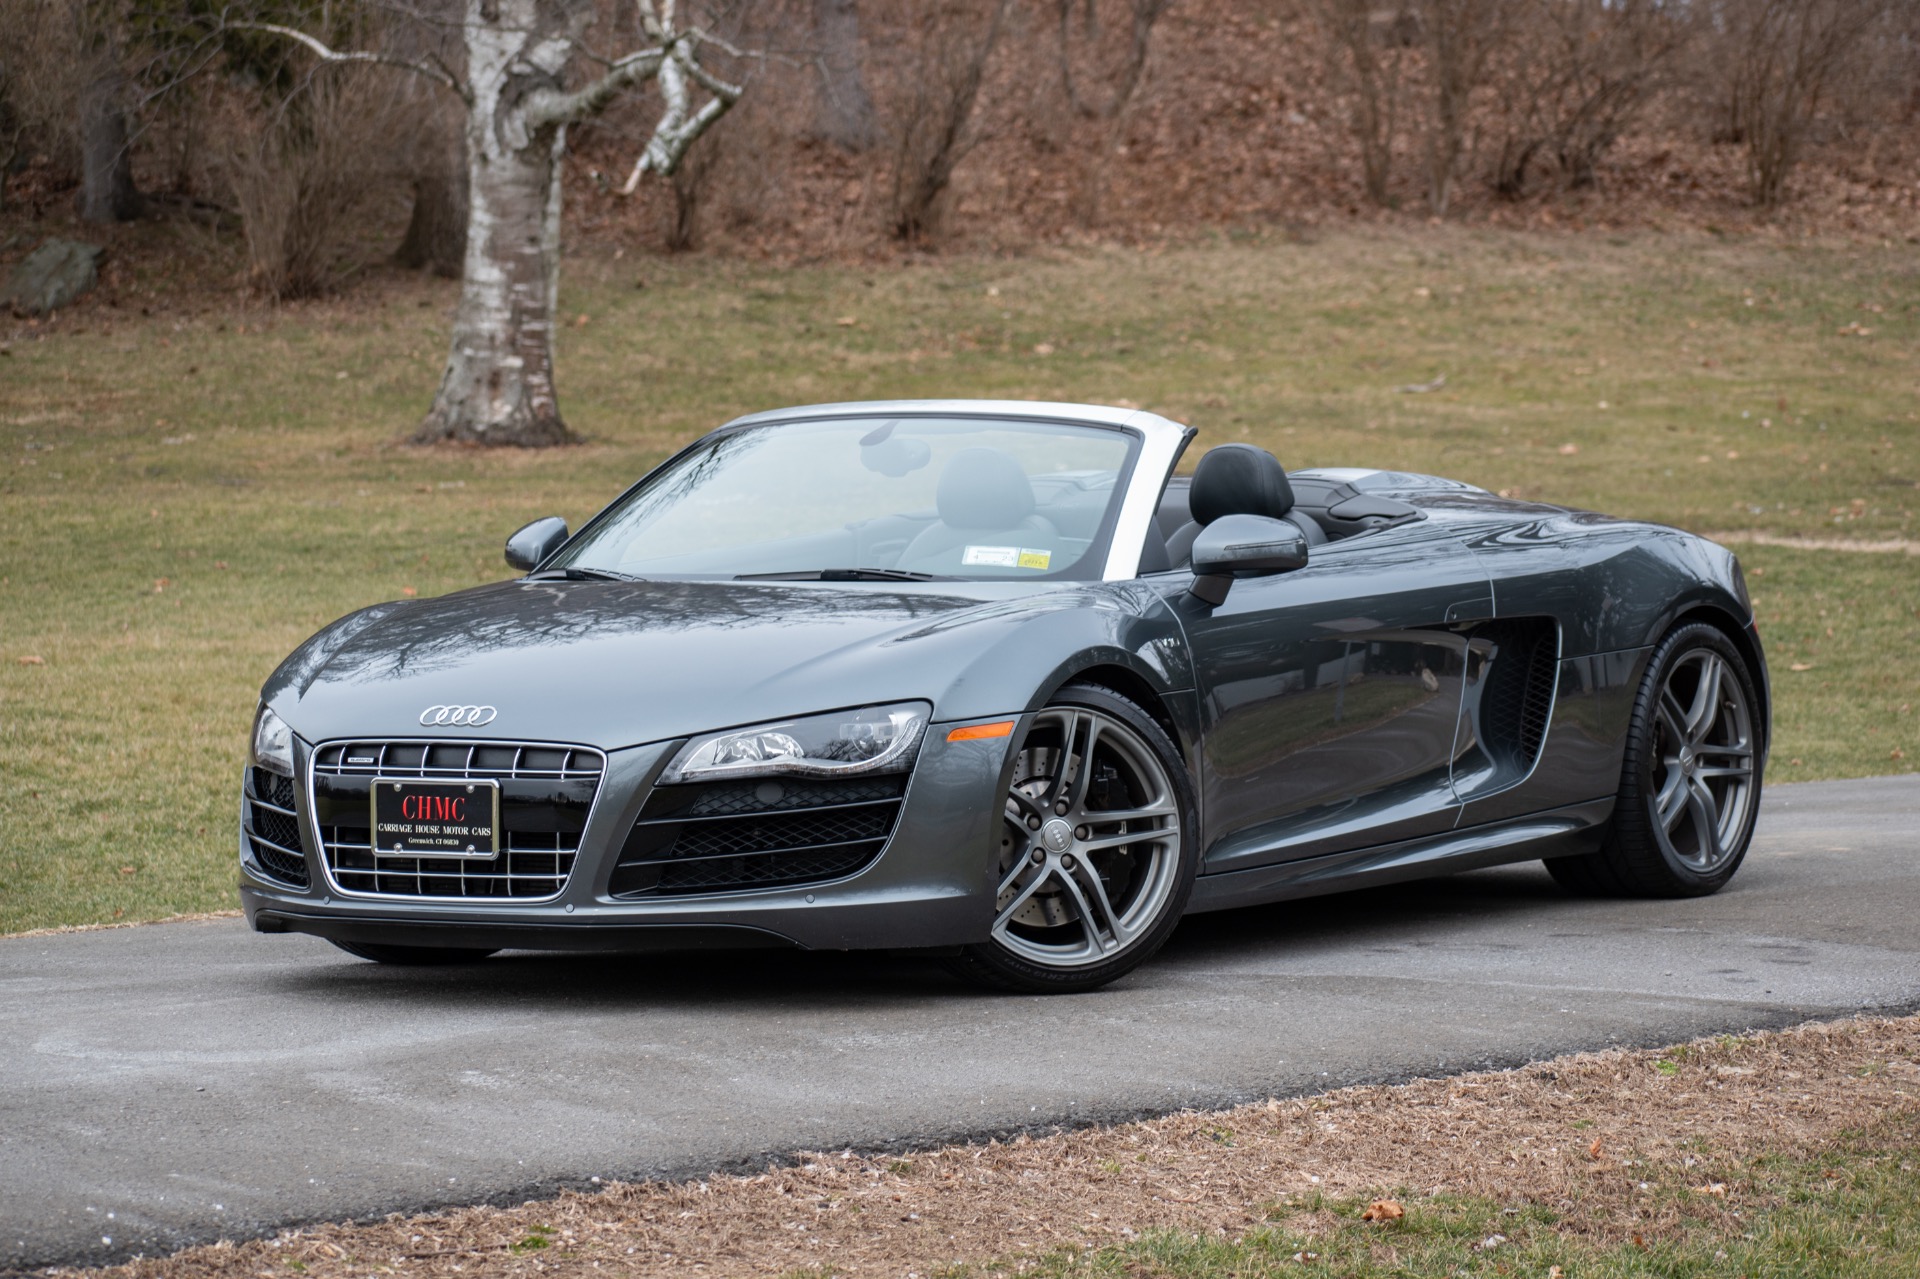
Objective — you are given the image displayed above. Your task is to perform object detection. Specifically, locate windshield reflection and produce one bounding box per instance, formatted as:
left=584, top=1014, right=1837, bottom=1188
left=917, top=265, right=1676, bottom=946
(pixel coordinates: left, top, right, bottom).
left=548, top=416, right=1138, bottom=582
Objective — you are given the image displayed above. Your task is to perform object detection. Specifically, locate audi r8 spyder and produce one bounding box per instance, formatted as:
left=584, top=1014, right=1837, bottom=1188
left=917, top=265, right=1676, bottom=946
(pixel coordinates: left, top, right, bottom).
left=240, top=400, right=1768, bottom=992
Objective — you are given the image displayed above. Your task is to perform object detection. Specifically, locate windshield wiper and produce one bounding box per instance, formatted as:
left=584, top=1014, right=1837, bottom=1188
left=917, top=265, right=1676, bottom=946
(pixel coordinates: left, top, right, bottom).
left=524, top=566, right=646, bottom=583
left=735, top=567, right=953, bottom=582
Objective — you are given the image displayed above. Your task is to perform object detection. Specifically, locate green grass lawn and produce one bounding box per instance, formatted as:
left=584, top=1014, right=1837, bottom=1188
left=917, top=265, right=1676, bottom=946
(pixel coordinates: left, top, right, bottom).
left=2, top=227, right=1915, bottom=933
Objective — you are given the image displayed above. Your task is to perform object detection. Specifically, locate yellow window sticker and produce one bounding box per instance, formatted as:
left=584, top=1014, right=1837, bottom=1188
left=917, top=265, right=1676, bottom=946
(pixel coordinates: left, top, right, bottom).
left=1016, top=549, right=1052, bottom=570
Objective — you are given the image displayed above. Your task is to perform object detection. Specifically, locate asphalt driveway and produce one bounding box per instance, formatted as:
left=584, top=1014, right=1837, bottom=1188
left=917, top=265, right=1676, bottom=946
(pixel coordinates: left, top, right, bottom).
left=3, top=774, right=1915, bottom=1270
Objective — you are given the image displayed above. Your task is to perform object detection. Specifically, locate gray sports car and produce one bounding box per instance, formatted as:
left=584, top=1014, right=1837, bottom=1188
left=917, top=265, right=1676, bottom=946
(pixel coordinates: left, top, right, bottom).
left=241, top=400, right=1768, bottom=992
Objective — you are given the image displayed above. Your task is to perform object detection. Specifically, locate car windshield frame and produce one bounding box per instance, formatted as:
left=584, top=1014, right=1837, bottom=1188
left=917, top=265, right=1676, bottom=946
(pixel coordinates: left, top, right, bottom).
left=543, top=410, right=1157, bottom=584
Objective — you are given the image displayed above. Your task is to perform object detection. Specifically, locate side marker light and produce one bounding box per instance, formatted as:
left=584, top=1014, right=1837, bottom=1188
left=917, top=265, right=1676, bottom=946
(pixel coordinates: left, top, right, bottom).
left=946, top=720, right=1016, bottom=742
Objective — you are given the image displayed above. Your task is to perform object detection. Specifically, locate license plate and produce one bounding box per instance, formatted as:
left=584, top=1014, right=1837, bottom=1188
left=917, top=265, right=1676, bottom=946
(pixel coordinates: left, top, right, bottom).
left=371, top=779, right=500, bottom=857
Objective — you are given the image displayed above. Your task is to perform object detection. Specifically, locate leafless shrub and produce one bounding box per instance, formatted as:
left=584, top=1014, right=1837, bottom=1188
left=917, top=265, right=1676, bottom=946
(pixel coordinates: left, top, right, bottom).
left=221, top=71, right=408, bottom=298
left=0, top=2, right=89, bottom=197
left=1703, top=0, right=1888, bottom=207
left=886, top=0, right=1011, bottom=241
left=1488, top=0, right=1688, bottom=199
left=1307, top=0, right=1415, bottom=207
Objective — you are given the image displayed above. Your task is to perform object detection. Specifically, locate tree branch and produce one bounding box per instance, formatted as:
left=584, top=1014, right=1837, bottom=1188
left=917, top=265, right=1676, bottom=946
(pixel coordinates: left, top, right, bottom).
left=230, top=22, right=469, bottom=103
left=524, top=47, right=668, bottom=127
left=616, top=38, right=744, bottom=192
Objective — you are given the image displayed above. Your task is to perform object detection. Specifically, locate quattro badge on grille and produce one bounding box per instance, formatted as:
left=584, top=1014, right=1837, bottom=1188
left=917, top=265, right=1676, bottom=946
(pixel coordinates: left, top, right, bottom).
left=419, top=704, right=498, bottom=727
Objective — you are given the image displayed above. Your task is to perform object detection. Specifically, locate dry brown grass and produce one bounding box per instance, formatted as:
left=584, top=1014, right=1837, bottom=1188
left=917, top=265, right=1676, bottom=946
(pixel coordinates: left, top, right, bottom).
left=59, top=1013, right=1920, bottom=1279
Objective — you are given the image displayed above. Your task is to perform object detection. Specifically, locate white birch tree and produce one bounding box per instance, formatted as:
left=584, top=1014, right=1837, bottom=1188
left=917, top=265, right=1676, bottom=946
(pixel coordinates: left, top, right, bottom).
left=249, top=0, right=740, bottom=447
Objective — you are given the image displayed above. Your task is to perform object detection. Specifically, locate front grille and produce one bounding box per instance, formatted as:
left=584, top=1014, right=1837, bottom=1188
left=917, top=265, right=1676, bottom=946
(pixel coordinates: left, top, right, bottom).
left=243, top=766, right=309, bottom=888
left=609, top=774, right=907, bottom=898
left=310, top=740, right=603, bottom=900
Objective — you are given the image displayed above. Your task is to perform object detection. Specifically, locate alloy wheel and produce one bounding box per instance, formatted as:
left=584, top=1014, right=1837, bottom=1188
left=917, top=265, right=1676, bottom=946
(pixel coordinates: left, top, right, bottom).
left=1648, top=648, right=1757, bottom=874
left=992, top=705, right=1184, bottom=968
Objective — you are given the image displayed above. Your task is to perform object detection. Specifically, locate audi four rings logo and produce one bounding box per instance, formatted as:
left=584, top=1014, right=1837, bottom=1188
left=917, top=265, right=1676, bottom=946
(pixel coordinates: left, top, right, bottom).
left=419, top=705, right=498, bottom=727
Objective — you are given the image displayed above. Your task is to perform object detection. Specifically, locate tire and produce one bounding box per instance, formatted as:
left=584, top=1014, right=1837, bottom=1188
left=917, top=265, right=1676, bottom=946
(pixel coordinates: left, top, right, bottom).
left=1547, top=621, right=1763, bottom=898
left=328, top=940, right=498, bottom=965
left=948, top=683, right=1199, bottom=994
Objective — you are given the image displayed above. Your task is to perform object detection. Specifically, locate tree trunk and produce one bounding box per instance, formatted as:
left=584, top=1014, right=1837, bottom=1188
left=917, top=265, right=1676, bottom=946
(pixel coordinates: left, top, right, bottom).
left=813, top=0, right=877, bottom=150
left=396, top=169, right=468, bottom=277
left=415, top=0, right=584, bottom=448
left=78, top=67, right=141, bottom=223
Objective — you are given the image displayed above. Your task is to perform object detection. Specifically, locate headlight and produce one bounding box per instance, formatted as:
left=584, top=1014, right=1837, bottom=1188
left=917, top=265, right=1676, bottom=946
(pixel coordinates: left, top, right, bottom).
left=662, top=702, right=929, bottom=783
left=250, top=704, right=295, bottom=778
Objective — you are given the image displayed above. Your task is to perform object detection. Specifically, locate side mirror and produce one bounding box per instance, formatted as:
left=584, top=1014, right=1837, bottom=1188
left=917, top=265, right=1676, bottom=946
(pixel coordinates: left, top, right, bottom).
left=505, top=516, right=569, bottom=572
left=1188, top=514, right=1309, bottom=606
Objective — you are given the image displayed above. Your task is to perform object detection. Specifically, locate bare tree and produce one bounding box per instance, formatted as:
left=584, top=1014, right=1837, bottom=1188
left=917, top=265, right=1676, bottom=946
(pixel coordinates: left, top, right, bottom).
left=389, top=4, right=468, bottom=278
left=1710, top=0, right=1887, bottom=208
left=811, top=0, right=876, bottom=149
left=887, top=0, right=1010, bottom=242
left=1052, top=0, right=1173, bottom=223
left=1490, top=0, right=1687, bottom=199
left=1309, top=0, right=1414, bottom=207
left=1418, top=0, right=1512, bottom=215
left=77, top=3, right=142, bottom=222
left=247, top=0, right=741, bottom=447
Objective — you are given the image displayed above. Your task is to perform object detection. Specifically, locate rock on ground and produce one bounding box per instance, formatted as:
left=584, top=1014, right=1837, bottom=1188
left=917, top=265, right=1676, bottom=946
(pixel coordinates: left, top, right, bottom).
left=2, top=238, right=104, bottom=316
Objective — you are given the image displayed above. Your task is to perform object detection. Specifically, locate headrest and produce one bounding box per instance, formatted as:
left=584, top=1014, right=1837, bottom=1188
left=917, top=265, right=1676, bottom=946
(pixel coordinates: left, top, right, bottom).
left=1189, top=443, right=1294, bottom=526
left=937, top=447, right=1036, bottom=529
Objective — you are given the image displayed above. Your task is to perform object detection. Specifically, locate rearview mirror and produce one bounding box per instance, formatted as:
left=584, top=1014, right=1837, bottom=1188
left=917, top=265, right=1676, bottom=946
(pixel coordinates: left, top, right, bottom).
left=1188, top=514, right=1309, bottom=605
left=505, top=516, right=569, bottom=572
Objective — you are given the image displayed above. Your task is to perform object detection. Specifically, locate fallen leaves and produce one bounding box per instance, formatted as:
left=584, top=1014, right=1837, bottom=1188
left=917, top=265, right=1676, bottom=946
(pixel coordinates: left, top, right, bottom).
left=1557, top=443, right=1580, bottom=456
left=1359, top=1199, right=1404, bottom=1222
left=1836, top=322, right=1874, bottom=337
left=16, top=655, right=45, bottom=666
left=1789, top=662, right=1815, bottom=672
left=1587, top=1137, right=1605, bottom=1161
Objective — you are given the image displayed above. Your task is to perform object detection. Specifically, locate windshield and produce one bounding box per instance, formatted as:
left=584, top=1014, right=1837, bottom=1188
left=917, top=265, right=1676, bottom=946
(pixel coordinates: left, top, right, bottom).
left=549, top=416, right=1140, bottom=581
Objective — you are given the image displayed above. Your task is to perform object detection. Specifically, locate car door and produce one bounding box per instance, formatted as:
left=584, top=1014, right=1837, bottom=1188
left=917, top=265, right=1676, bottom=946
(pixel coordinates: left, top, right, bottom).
left=1165, top=518, right=1493, bottom=873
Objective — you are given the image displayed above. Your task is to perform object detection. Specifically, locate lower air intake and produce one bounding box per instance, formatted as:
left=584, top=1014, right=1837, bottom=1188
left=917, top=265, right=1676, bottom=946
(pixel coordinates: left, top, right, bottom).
left=244, top=766, right=309, bottom=888
left=609, top=775, right=906, bottom=898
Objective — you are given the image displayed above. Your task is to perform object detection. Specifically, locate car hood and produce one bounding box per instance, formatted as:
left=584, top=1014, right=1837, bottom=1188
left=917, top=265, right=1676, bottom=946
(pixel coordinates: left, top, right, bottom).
left=264, top=577, right=1097, bottom=750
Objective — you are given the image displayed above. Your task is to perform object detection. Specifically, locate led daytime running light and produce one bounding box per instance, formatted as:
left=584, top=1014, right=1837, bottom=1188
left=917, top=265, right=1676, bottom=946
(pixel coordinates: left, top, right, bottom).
left=663, top=702, right=929, bottom=783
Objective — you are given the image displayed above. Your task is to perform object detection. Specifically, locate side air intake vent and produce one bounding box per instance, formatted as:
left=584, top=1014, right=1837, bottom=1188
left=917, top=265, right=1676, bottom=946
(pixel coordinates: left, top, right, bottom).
left=609, top=775, right=907, bottom=898
left=1474, top=619, right=1559, bottom=778
left=244, top=766, right=310, bottom=888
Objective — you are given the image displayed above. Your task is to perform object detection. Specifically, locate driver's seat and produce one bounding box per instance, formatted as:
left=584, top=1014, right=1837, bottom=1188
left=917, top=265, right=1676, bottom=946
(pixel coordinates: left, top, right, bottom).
left=1164, top=443, right=1326, bottom=568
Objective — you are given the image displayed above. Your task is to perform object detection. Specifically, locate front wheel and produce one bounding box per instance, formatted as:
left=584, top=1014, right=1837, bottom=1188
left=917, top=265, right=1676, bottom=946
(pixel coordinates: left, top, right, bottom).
left=948, top=684, right=1198, bottom=993
left=328, top=940, right=498, bottom=965
left=1548, top=622, right=1763, bottom=898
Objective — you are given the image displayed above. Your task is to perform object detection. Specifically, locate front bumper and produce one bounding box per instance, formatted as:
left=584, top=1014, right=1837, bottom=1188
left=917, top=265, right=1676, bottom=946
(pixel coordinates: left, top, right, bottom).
left=240, top=725, right=1022, bottom=953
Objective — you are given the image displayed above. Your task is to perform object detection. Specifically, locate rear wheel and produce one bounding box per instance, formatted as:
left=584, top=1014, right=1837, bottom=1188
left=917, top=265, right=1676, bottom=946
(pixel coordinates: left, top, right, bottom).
left=1547, top=622, right=1762, bottom=898
left=948, top=684, right=1198, bottom=993
left=328, top=940, right=498, bottom=965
